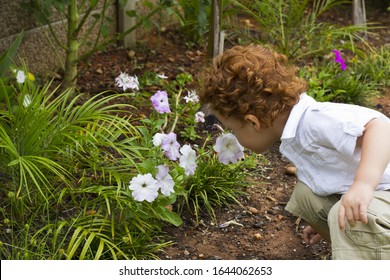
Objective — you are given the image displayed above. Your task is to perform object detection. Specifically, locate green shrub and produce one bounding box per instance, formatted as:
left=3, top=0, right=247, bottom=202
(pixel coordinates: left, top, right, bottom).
left=231, top=0, right=372, bottom=60
left=301, top=49, right=381, bottom=105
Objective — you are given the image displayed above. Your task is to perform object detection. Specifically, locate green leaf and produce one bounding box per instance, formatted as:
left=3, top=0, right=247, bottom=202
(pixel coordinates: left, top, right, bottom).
left=126, top=10, right=137, bottom=17
left=89, top=0, right=99, bottom=8
left=141, top=0, right=154, bottom=9
left=156, top=205, right=182, bottom=227
left=0, top=32, right=23, bottom=78
left=100, top=24, right=110, bottom=37
left=118, top=0, right=128, bottom=7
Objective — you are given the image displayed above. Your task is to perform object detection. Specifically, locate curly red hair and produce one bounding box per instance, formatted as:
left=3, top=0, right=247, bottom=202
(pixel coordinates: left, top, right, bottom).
left=197, top=44, right=307, bottom=128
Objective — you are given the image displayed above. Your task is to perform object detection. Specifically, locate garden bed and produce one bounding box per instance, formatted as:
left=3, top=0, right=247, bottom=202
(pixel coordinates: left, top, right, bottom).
left=73, top=5, right=390, bottom=260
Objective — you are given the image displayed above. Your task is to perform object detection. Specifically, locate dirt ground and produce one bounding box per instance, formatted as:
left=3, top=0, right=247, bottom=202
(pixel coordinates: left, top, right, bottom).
left=75, top=6, right=390, bottom=260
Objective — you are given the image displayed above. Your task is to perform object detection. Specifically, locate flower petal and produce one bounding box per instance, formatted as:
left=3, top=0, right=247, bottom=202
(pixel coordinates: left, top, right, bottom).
left=214, top=133, right=244, bottom=164
left=150, top=90, right=171, bottom=114
left=129, top=173, right=159, bottom=202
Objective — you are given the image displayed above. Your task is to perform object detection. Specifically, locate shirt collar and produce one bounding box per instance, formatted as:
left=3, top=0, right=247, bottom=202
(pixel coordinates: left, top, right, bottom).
left=281, top=93, right=316, bottom=140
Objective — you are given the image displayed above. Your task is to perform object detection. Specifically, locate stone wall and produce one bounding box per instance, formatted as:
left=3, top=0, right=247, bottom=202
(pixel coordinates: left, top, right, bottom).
left=0, top=0, right=117, bottom=77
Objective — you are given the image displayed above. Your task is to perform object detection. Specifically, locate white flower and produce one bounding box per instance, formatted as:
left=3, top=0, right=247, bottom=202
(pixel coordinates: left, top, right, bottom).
left=179, top=144, right=197, bottom=175
left=213, top=133, right=244, bottom=164
left=115, top=72, right=139, bottom=91
left=156, top=165, right=175, bottom=196
left=129, top=173, right=159, bottom=202
left=157, top=74, right=168, bottom=79
left=152, top=132, right=166, bottom=147
left=183, top=90, right=199, bottom=103
left=195, top=111, right=205, bottom=123
left=16, top=70, right=26, bottom=84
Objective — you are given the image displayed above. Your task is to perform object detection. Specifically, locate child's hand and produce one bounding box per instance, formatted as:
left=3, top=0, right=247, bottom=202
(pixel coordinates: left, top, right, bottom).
left=302, top=226, right=322, bottom=244
left=337, top=182, right=374, bottom=231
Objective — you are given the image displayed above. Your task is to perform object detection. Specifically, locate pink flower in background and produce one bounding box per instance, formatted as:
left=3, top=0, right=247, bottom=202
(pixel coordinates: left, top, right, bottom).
left=150, top=90, right=171, bottom=114
left=161, top=132, right=180, bottom=160
left=179, top=144, right=197, bottom=175
left=214, top=133, right=244, bottom=164
left=332, top=50, right=347, bottom=71
left=129, top=173, right=159, bottom=202
left=115, top=72, right=139, bottom=91
left=156, top=165, right=175, bottom=196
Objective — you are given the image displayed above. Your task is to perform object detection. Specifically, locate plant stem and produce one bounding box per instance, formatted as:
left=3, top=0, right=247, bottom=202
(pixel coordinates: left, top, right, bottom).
left=169, top=88, right=182, bottom=133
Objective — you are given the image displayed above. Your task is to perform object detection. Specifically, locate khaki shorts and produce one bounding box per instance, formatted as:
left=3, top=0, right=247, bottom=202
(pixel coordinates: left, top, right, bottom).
left=286, top=181, right=390, bottom=259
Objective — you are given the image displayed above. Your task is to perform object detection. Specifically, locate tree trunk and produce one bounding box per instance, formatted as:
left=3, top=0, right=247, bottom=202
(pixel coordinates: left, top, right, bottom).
left=207, top=0, right=224, bottom=58
left=118, top=0, right=137, bottom=48
left=63, top=0, right=79, bottom=90
left=353, top=0, right=367, bottom=39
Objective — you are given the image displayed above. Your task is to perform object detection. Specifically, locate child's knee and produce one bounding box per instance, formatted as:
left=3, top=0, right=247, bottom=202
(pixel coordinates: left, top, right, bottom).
left=327, top=201, right=340, bottom=230
left=328, top=198, right=390, bottom=259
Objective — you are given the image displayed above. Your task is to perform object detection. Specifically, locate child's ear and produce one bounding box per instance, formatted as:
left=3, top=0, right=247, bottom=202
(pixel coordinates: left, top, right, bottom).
left=244, top=114, right=261, bottom=130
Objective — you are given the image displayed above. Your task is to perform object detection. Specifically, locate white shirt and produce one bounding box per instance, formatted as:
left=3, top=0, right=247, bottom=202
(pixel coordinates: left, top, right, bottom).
left=280, top=93, right=390, bottom=195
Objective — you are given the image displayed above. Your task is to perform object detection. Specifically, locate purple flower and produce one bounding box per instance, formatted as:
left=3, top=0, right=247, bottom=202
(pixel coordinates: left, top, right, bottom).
left=332, top=50, right=347, bottom=71
left=195, top=111, right=205, bottom=123
left=150, top=90, right=171, bottom=114
left=161, top=132, right=180, bottom=160
left=179, top=145, right=197, bottom=175
left=156, top=165, right=175, bottom=196
left=129, top=173, right=159, bottom=202
left=213, top=133, right=244, bottom=164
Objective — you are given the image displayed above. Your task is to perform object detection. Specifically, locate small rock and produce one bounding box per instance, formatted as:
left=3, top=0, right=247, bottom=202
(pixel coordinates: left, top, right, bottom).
left=128, top=50, right=136, bottom=59
left=248, top=206, right=259, bottom=214
left=184, top=249, right=190, bottom=256
left=95, top=68, right=103, bottom=74
left=253, top=221, right=265, bottom=228
left=254, top=233, right=262, bottom=240
left=198, top=254, right=205, bottom=259
left=286, top=166, right=297, bottom=176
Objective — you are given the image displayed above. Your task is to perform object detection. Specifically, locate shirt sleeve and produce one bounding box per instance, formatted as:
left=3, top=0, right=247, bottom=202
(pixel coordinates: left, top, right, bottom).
left=303, top=103, right=389, bottom=156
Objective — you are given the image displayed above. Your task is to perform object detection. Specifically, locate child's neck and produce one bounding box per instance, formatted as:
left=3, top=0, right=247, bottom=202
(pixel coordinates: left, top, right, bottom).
left=273, top=107, right=293, bottom=139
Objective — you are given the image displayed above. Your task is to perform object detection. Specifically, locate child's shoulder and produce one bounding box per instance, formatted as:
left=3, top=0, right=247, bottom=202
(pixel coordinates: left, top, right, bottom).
left=300, top=101, right=389, bottom=139
left=306, top=101, right=388, bottom=123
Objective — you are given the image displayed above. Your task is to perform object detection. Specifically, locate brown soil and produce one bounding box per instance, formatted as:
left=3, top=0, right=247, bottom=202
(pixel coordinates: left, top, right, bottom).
left=75, top=6, right=390, bottom=260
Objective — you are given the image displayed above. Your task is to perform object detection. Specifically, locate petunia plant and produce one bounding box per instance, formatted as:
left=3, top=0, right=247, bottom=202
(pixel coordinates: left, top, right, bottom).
left=115, top=71, right=249, bottom=223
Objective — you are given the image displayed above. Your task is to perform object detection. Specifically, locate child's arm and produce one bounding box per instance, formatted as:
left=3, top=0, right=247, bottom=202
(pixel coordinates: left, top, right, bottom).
left=338, top=118, right=390, bottom=230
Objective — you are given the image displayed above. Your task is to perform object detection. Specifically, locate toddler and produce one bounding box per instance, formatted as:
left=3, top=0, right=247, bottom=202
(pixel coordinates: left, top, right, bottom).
left=197, top=44, right=390, bottom=259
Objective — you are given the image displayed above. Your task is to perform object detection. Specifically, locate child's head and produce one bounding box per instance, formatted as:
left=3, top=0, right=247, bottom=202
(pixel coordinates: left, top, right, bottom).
left=197, top=44, right=307, bottom=128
